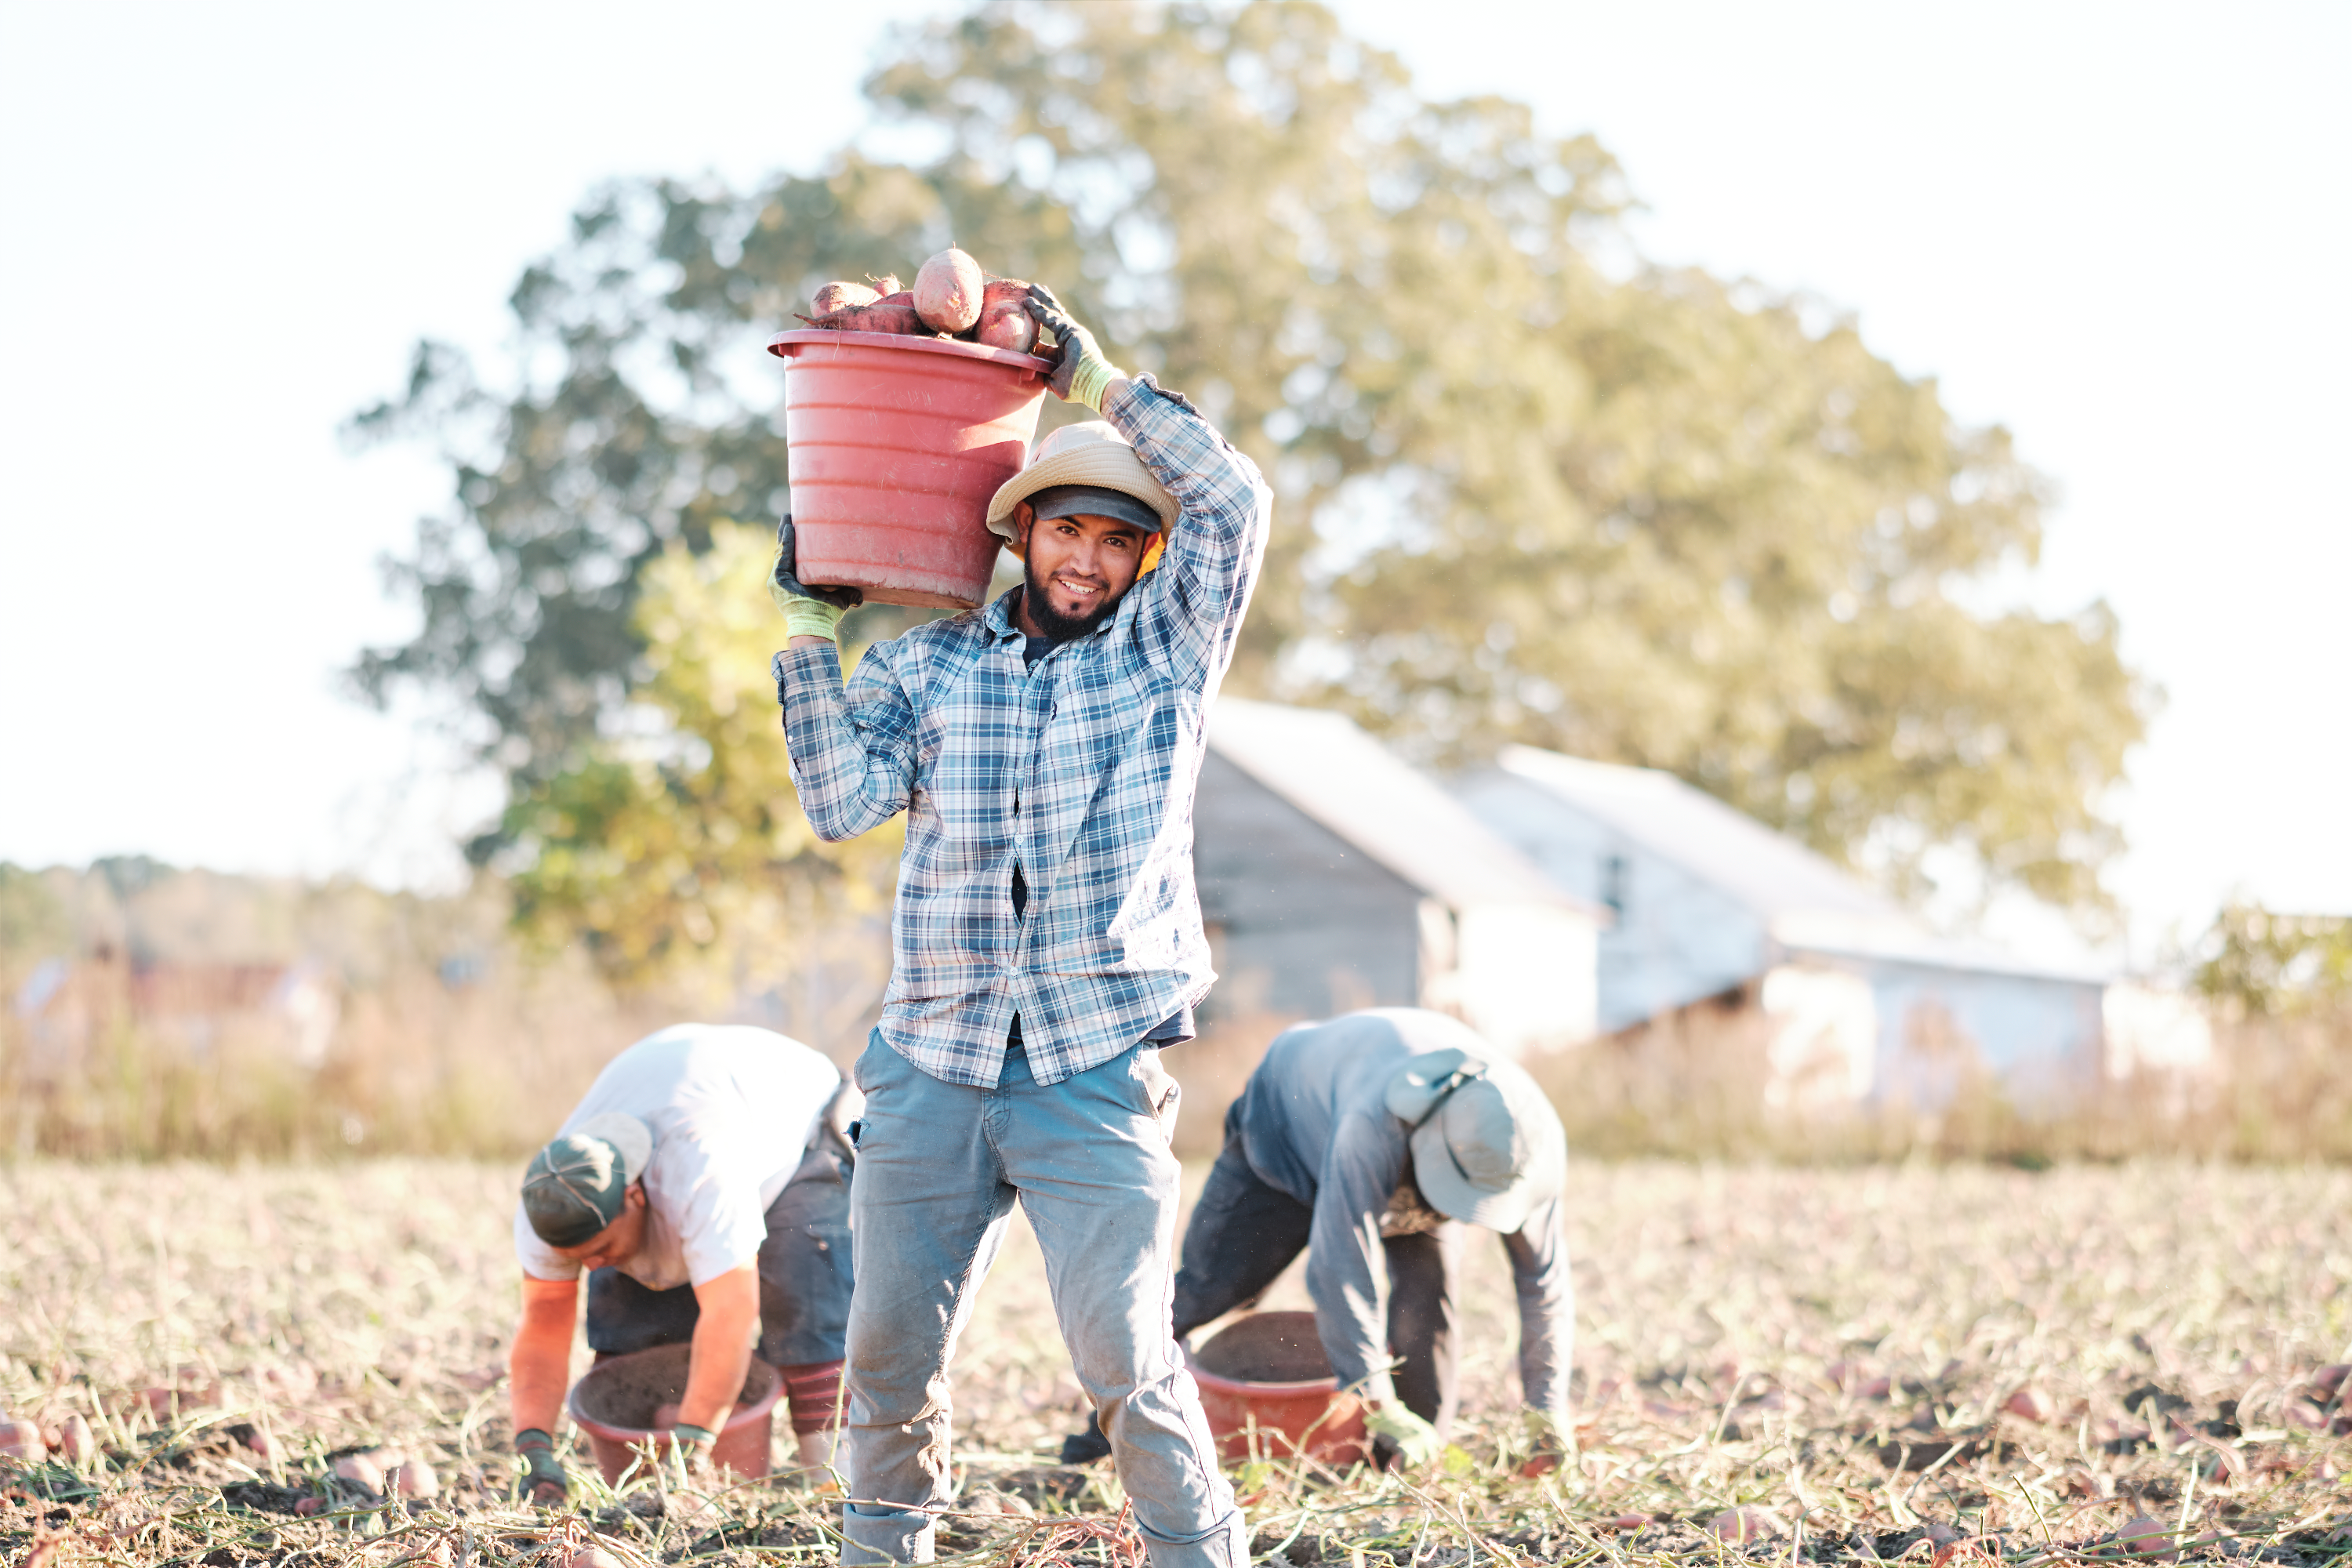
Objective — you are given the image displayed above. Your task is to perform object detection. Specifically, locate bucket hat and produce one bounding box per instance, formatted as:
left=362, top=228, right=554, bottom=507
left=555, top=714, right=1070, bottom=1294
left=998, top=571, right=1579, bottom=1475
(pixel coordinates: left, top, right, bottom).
left=521, top=1111, right=652, bottom=1248
left=985, top=421, right=1179, bottom=561
left=1383, top=1049, right=1565, bottom=1234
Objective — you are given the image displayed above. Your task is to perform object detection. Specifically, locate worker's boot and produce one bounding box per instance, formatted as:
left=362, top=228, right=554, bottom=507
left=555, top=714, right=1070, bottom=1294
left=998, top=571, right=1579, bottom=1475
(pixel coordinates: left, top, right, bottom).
left=1058, top=1411, right=1113, bottom=1465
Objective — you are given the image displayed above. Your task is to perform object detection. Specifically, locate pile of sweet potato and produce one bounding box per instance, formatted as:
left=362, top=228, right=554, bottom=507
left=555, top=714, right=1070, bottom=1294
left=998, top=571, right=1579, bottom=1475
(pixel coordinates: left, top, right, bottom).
left=796, top=248, right=1039, bottom=353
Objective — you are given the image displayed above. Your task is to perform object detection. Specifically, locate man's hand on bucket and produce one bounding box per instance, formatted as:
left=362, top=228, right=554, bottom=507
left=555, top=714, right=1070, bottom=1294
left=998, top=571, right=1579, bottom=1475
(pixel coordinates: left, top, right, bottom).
left=1024, top=285, right=1125, bottom=414
left=1364, top=1402, right=1444, bottom=1469
left=771, top=516, right=863, bottom=643
left=514, top=1427, right=568, bottom=1505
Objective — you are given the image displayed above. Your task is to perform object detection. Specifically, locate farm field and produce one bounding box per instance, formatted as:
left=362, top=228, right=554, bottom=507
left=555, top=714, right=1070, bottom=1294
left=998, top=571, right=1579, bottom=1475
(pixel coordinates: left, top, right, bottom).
left=3, top=1160, right=2350, bottom=1566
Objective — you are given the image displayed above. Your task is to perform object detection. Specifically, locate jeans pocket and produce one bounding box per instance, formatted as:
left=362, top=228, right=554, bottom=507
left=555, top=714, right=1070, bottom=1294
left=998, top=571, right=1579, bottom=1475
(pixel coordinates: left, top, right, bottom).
left=1134, top=1046, right=1180, bottom=1143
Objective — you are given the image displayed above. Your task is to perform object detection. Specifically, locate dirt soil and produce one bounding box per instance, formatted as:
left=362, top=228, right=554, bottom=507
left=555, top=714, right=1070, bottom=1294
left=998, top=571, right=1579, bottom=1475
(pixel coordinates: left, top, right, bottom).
left=4, top=1158, right=2350, bottom=1565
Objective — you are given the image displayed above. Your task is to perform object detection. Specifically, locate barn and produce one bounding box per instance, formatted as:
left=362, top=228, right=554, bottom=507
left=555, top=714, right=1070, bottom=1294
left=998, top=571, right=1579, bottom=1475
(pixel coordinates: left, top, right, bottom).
left=1454, top=745, right=2111, bottom=1110
left=1192, top=699, right=1609, bottom=1055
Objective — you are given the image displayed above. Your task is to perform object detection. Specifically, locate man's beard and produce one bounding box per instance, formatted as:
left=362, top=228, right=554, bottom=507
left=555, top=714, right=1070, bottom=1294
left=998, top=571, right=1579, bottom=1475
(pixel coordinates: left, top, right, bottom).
left=1023, top=556, right=1122, bottom=641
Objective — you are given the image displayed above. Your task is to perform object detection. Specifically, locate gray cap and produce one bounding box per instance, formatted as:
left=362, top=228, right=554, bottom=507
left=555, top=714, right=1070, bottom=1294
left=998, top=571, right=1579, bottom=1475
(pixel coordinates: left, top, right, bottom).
left=1028, top=483, right=1166, bottom=534
left=521, top=1112, right=652, bottom=1248
left=1385, top=1048, right=1564, bottom=1233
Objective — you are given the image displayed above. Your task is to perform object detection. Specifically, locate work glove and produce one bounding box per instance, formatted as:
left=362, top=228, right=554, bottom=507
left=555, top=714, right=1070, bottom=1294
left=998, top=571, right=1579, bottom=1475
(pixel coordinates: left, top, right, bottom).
left=1516, top=1409, right=1567, bottom=1477
left=1023, top=284, right=1124, bottom=414
left=770, top=516, right=863, bottom=641
left=666, top=1422, right=719, bottom=1485
left=1364, top=1402, right=1443, bottom=1470
left=514, top=1427, right=568, bottom=1505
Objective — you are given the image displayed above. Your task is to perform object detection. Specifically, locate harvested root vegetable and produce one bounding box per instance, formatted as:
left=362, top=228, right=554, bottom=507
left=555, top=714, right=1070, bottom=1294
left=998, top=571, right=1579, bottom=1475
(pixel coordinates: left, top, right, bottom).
left=2115, top=1517, right=2174, bottom=1559
left=560, top=1548, right=627, bottom=1568
left=811, top=281, right=880, bottom=315
left=0, top=1417, right=43, bottom=1459
left=1707, top=1507, right=1781, bottom=1543
left=2003, top=1385, right=2057, bottom=1422
left=974, top=297, right=1036, bottom=354
left=797, top=290, right=925, bottom=336
left=331, top=1451, right=385, bottom=1493
left=390, top=1457, right=439, bottom=1499
left=914, top=249, right=984, bottom=333
left=292, top=1497, right=325, bottom=1517
left=55, top=1415, right=96, bottom=1464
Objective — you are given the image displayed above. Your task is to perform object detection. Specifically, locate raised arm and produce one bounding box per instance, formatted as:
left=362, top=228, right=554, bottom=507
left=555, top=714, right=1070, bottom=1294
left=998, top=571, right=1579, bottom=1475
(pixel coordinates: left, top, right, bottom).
left=773, top=640, right=918, bottom=841
left=1107, top=378, right=1273, bottom=691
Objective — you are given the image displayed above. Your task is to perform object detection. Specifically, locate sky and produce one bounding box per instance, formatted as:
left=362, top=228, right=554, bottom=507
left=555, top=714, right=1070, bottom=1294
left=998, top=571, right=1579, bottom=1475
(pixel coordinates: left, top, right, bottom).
left=1, top=1, right=2344, bottom=964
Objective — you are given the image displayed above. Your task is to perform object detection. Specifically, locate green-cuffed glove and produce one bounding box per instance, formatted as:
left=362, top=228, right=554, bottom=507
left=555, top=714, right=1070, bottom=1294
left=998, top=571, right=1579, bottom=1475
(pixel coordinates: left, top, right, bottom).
left=1023, top=284, right=1123, bottom=413
left=1364, top=1403, right=1443, bottom=1469
left=1517, top=1408, right=1567, bottom=1477
left=667, top=1421, right=717, bottom=1483
left=770, top=516, right=863, bottom=641
left=514, top=1427, right=568, bottom=1505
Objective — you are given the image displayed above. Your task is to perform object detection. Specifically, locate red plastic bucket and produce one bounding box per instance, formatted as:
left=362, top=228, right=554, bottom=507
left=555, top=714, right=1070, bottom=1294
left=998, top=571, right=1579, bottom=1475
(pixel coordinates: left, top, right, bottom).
left=766, top=328, right=1054, bottom=609
left=565, top=1345, right=782, bottom=1483
left=1186, top=1312, right=1370, bottom=1467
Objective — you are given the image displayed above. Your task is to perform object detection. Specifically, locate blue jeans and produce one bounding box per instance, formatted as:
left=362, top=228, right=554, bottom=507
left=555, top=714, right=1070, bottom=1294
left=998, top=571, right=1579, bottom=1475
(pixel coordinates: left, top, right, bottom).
left=841, top=1033, right=1245, bottom=1568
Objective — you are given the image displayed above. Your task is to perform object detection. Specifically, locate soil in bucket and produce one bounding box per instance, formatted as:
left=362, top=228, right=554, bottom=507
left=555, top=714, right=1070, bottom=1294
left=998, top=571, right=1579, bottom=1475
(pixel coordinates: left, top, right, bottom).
left=1187, top=1312, right=1370, bottom=1466
left=767, top=329, right=1053, bottom=610
left=566, top=1344, right=781, bottom=1483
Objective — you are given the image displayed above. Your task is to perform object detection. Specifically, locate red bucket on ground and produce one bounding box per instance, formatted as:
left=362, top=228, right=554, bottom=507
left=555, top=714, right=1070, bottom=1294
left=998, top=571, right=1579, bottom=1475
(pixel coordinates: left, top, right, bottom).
left=766, top=328, right=1054, bottom=610
left=1186, top=1311, right=1370, bottom=1467
left=565, top=1344, right=782, bottom=1483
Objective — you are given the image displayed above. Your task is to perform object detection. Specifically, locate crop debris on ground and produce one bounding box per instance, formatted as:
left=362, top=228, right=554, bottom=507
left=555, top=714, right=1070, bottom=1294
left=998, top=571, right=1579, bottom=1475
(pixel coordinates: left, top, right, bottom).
left=5, top=1160, right=2350, bottom=1566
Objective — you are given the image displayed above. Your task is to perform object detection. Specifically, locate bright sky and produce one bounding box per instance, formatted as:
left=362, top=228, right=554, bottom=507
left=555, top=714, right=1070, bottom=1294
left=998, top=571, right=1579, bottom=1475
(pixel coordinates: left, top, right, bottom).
left=2, top=1, right=2343, bottom=962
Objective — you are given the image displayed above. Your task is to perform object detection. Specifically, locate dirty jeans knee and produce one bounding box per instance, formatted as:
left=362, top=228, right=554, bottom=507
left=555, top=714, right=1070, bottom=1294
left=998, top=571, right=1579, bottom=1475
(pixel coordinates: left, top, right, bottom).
left=842, top=1503, right=935, bottom=1566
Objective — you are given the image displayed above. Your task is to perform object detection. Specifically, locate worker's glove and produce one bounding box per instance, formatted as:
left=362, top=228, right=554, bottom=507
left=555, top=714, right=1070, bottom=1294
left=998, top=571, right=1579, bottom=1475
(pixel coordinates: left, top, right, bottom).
left=514, top=1428, right=568, bottom=1505
left=770, top=516, right=863, bottom=641
left=1516, top=1409, right=1568, bottom=1478
left=1024, top=284, right=1124, bottom=413
left=1364, top=1403, right=1443, bottom=1470
left=667, top=1422, right=719, bottom=1484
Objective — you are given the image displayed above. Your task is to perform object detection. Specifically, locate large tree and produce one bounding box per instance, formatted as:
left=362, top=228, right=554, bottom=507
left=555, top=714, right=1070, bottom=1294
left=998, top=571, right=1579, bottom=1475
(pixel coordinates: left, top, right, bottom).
left=352, top=0, right=2147, bottom=972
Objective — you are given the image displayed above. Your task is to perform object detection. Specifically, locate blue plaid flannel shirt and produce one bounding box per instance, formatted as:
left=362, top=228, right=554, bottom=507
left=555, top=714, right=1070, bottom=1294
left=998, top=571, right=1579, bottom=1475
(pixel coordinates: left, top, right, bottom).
left=773, top=376, right=1272, bottom=1087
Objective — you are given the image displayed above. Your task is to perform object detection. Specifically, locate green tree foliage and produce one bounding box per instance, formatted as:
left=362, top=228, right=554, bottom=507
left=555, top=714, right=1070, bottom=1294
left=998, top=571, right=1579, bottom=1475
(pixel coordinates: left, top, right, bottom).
left=2196, top=903, right=2352, bottom=1019
left=351, top=0, right=2149, bottom=964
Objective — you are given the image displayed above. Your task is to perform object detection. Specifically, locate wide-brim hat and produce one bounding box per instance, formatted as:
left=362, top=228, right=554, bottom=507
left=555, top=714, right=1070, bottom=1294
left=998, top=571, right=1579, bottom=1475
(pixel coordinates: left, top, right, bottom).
left=985, top=420, right=1180, bottom=557
left=1385, top=1049, right=1566, bottom=1234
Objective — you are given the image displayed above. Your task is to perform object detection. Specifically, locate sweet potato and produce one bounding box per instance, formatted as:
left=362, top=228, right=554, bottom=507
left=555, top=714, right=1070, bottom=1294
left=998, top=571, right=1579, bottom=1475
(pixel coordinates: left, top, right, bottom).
left=810, top=281, right=880, bottom=315
left=795, top=291, right=926, bottom=335
left=974, top=298, right=1037, bottom=354
left=914, top=248, right=984, bottom=333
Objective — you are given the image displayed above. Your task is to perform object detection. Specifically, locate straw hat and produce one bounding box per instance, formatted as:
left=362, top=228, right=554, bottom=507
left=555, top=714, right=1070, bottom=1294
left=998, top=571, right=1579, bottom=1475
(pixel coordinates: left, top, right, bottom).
left=986, top=421, right=1179, bottom=557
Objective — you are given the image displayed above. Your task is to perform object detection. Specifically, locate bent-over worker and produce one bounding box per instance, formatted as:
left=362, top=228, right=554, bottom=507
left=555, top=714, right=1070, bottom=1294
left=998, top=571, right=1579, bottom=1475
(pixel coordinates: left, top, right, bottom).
left=1061, top=1007, right=1572, bottom=1471
left=507, top=1023, right=858, bottom=1502
left=769, top=284, right=1270, bottom=1568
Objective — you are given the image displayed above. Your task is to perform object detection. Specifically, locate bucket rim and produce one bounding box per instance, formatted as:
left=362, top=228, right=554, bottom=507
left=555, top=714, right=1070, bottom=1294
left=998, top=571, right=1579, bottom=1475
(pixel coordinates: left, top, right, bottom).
left=564, top=1344, right=783, bottom=1441
left=768, top=328, right=1053, bottom=375
left=1182, top=1346, right=1343, bottom=1398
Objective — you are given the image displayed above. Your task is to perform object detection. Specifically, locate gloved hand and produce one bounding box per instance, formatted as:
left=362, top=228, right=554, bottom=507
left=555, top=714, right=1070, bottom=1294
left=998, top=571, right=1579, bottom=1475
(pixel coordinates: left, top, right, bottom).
left=1023, top=284, right=1124, bottom=413
left=514, top=1427, right=568, bottom=1505
left=770, top=516, right=863, bottom=641
left=1364, top=1402, right=1443, bottom=1469
left=667, top=1422, right=719, bottom=1484
left=1517, top=1408, right=1567, bottom=1477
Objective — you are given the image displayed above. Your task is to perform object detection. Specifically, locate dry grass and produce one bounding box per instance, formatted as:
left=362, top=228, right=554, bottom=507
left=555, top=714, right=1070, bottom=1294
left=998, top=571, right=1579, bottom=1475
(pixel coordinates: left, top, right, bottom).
left=6, top=1158, right=2352, bottom=1565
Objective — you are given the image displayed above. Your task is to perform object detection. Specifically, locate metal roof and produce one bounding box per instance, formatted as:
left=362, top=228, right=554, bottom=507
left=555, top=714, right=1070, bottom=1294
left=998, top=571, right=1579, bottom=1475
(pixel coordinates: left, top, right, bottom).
left=1208, top=701, right=1603, bottom=919
left=1493, top=745, right=2107, bottom=984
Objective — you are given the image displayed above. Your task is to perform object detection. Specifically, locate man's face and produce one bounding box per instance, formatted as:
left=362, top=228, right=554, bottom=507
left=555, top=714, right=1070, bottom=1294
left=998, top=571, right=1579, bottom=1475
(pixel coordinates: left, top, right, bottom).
left=548, top=1181, right=648, bottom=1273
left=1015, top=503, right=1149, bottom=640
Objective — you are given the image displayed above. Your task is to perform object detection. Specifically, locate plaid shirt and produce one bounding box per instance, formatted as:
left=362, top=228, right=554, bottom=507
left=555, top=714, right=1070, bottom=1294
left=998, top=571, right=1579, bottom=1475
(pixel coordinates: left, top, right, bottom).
left=774, top=376, right=1272, bottom=1087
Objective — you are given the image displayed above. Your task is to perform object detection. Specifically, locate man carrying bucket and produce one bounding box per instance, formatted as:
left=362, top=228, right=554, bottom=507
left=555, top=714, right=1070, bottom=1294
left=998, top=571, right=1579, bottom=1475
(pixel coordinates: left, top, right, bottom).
left=768, top=286, right=1269, bottom=1568
left=1059, top=1007, right=1573, bottom=1473
left=506, top=1023, right=858, bottom=1502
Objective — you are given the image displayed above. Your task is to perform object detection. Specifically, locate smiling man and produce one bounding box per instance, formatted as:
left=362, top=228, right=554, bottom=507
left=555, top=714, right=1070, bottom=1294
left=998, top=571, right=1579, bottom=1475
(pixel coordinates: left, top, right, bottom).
left=768, top=285, right=1272, bottom=1568
left=506, top=1023, right=858, bottom=1502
